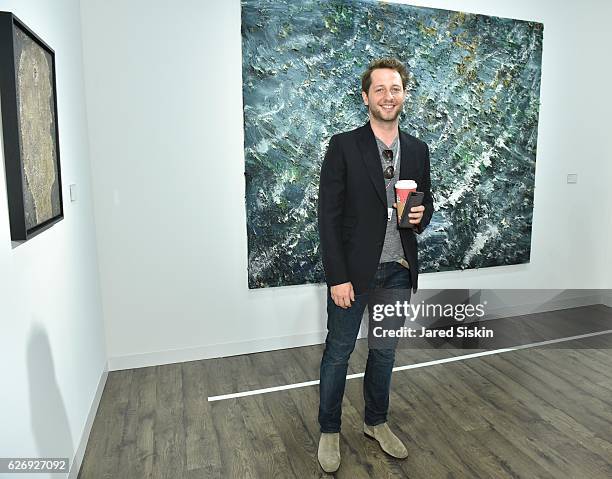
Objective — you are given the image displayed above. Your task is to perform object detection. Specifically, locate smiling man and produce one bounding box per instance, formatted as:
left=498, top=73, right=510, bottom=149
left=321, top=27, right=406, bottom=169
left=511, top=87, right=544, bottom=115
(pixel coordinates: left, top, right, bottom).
left=316, top=58, right=434, bottom=472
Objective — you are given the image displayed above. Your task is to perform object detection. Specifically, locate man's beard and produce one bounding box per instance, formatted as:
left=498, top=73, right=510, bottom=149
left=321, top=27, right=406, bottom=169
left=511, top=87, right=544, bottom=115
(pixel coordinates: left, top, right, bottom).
left=369, top=104, right=402, bottom=122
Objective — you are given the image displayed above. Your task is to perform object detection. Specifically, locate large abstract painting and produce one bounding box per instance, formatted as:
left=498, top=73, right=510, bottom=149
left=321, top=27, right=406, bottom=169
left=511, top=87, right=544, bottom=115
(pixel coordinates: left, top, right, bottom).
left=241, top=0, right=543, bottom=288
left=0, top=12, right=63, bottom=241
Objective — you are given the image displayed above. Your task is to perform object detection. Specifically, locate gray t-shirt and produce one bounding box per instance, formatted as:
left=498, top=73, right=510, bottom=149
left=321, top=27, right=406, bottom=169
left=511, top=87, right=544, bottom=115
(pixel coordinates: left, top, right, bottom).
left=375, top=135, right=406, bottom=265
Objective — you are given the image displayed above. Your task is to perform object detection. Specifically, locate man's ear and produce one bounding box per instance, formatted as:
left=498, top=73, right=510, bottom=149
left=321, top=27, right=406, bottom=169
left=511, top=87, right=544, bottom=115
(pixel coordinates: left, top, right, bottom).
left=361, top=90, right=368, bottom=106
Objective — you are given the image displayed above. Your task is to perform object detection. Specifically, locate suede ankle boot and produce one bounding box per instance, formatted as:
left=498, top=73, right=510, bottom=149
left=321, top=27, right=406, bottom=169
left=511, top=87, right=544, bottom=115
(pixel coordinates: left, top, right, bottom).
left=363, top=422, right=408, bottom=459
left=317, top=432, right=340, bottom=472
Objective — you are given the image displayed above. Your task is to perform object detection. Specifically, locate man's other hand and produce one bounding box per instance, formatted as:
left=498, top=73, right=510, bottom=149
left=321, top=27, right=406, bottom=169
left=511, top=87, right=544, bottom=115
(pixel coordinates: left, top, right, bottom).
left=330, top=282, right=355, bottom=309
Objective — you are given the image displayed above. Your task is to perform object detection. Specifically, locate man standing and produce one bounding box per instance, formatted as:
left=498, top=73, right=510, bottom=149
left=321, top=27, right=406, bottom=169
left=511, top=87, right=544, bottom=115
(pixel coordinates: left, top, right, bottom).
left=316, top=58, right=433, bottom=473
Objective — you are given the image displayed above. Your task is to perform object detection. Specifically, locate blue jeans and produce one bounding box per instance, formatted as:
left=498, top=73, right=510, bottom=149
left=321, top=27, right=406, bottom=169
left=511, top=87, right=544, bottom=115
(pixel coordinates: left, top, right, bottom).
left=318, top=261, right=412, bottom=433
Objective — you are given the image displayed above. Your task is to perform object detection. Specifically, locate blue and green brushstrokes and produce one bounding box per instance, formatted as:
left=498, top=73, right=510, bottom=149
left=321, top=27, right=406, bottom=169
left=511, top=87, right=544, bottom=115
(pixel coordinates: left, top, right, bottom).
left=241, top=0, right=543, bottom=289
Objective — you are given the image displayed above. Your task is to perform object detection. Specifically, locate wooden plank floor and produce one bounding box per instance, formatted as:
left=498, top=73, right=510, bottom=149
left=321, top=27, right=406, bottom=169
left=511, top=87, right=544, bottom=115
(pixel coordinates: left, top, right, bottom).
left=78, top=305, right=612, bottom=478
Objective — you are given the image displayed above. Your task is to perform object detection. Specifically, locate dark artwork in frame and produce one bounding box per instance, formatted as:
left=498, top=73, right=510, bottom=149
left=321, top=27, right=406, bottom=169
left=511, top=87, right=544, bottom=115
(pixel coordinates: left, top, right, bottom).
left=0, top=12, right=63, bottom=242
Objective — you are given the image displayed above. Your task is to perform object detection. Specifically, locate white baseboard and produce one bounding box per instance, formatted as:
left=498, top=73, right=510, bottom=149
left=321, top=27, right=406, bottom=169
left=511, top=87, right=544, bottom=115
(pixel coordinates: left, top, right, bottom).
left=107, top=291, right=612, bottom=372
left=601, top=291, right=612, bottom=308
left=107, top=331, right=327, bottom=371
left=69, top=364, right=108, bottom=479
left=481, top=292, right=607, bottom=321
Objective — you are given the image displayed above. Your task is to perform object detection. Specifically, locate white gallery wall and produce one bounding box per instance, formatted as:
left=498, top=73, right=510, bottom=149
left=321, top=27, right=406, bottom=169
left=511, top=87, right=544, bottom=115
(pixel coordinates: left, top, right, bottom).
left=0, top=0, right=106, bottom=475
left=0, top=0, right=610, bottom=473
left=78, top=0, right=612, bottom=370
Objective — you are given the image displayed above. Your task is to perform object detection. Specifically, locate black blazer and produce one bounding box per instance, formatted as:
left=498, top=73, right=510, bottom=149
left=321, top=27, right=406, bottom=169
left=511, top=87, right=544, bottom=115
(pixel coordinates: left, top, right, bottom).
left=318, top=121, right=433, bottom=294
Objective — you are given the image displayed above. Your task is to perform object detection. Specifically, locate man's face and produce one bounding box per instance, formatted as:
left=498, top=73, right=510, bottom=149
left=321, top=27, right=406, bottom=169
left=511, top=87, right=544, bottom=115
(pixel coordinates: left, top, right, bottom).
left=362, top=68, right=405, bottom=123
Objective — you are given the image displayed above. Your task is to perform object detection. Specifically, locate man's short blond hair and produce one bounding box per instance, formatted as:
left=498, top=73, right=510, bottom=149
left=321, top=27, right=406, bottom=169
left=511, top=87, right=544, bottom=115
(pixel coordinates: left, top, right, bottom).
left=361, top=58, right=409, bottom=93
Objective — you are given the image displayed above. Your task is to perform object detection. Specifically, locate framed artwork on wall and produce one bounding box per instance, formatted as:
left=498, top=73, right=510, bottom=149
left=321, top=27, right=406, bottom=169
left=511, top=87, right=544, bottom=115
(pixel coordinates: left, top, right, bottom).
left=241, top=0, right=543, bottom=288
left=0, top=11, right=63, bottom=242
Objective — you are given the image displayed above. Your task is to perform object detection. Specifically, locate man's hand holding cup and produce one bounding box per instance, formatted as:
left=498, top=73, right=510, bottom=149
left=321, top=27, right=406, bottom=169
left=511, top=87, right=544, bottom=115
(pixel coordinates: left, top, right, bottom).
left=394, top=179, right=424, bottom=227
left=392, top=202, right=424, bottom=225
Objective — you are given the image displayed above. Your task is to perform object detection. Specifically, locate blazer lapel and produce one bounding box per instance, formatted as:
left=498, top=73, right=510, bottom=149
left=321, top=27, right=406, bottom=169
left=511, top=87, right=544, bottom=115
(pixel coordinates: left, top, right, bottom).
left=399, top=129, right=419, bottom=181
left=357, top=122, right=386, bottom=207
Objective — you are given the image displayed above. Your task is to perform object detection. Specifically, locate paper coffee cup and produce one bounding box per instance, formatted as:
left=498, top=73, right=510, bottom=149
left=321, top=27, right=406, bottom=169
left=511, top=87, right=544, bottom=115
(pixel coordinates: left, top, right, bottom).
left=395, top=180, right=417, bottom=224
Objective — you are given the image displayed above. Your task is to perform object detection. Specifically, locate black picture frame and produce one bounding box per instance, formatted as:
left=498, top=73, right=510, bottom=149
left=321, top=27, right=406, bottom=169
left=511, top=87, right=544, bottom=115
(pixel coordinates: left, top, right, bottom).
left=0, top=11, right=63, bottom=242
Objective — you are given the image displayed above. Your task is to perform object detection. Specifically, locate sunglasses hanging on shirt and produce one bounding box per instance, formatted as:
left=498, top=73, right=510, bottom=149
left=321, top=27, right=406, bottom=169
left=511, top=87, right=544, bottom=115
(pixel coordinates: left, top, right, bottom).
left=383, top=149, right=394, bottom=179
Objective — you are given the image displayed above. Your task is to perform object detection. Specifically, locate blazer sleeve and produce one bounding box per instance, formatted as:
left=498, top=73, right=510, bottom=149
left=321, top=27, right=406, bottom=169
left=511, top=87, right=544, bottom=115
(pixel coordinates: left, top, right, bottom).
left=317, top=135, right=350, bottom=286
left=415, top=142, right=434, bottom=235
